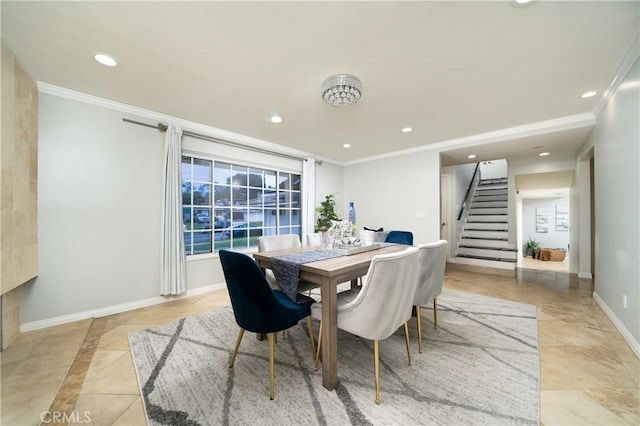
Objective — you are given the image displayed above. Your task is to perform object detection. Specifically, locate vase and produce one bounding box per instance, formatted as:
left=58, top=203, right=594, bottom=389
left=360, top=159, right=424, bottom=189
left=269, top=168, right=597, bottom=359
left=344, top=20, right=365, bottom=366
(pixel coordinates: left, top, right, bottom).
left=348, top=202, right=356, bottom=225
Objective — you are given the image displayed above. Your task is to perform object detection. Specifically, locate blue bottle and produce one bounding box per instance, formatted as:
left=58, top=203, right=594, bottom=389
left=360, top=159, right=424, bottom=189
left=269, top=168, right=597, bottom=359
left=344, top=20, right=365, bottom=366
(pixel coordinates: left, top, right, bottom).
left=348, top=202, right=356, bottom=225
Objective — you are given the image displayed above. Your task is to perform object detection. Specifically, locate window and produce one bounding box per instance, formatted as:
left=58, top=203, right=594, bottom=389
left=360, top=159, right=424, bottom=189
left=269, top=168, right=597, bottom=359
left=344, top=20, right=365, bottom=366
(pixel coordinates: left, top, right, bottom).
left=182, top=156, right=301, bottom=256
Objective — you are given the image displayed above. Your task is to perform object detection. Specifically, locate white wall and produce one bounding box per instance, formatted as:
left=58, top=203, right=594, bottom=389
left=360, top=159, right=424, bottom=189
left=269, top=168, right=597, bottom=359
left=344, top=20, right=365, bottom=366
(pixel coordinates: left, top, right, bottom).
left=344, top=150, right=441, bottom=245
left=441, top=162, right=476, bottom=257
left=588, top=57, right=639, bottom=347
left=522, top=196, right=570, bottom=250
left=315, top=161, right=344, bottom=220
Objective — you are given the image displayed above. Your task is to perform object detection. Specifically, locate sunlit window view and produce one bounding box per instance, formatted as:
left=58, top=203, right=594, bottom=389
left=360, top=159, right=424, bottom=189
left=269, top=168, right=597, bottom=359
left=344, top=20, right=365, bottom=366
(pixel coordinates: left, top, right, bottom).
left=181, top=156, right=301, bottom=255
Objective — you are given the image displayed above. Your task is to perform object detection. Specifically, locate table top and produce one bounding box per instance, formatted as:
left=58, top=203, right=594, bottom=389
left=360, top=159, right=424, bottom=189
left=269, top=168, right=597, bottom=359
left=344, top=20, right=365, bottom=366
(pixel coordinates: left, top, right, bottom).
left=253, top=244, right=408, bottom=280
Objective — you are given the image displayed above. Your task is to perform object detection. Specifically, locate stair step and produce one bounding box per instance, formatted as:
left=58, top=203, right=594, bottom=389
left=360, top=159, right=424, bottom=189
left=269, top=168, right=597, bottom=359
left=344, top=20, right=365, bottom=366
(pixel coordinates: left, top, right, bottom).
left=470, top=201, right=508, bottom=208
left=479, top=178, right=508, bottom=185
left=457, top=247, right=517, bottom=259
left=459, top=238, right=515, bottom=249
left=469, top=207, right=508, bottom=215
left=474, top=188, right=507, bottom=195
left=459, top=244, right=517, bottom=252
left=473, top=195, right=508, bottom=202
left=461, top=230, right=509, bottom=239
left=464, top=222, right=508, bottom=231
left=466, top=215, right=508, bottom=223
left=455, top=253, right=517, bottom=263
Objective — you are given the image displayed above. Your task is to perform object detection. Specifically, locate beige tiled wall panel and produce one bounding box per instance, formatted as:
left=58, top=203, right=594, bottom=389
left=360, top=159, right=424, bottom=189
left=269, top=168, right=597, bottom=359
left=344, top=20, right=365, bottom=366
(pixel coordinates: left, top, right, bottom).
left=1, top=41, right=38, bottom=348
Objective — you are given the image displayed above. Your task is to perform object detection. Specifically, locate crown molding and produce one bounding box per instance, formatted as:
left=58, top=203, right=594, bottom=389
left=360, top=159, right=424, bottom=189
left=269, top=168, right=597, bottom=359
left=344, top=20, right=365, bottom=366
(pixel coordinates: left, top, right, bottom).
left=36, top=82, right=340, bottom=166
left=344, top=113, right=596, bottom=166
left=592, top=34, right=640, bottom=117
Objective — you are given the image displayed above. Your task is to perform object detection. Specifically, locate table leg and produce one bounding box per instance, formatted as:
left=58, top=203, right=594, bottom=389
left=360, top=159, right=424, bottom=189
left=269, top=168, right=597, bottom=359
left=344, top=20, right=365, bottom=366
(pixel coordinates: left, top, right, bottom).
left=321, top=276, right=338, bottom=390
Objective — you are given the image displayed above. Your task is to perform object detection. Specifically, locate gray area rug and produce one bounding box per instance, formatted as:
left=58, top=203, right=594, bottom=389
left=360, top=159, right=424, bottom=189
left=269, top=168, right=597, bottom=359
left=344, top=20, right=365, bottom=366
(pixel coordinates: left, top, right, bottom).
left=128, top=289, right=539, bottom=425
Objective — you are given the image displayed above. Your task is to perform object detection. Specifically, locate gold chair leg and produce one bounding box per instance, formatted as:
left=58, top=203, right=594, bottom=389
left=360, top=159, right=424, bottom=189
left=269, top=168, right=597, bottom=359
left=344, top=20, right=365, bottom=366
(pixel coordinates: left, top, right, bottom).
left=374, top=340, right=380, bottom=405
left=416, top=304, right=423, bottom=354
left=268, top=332, right=276, bottom=400
left=229, top=328, right=245, bottom=368
left=307, top=316, right=316, bottom=357
left=433, top=298, right=438, bottom=329
left=404, top=322, right=412, bottom=366
left=314, top=321, right=323, bottom=370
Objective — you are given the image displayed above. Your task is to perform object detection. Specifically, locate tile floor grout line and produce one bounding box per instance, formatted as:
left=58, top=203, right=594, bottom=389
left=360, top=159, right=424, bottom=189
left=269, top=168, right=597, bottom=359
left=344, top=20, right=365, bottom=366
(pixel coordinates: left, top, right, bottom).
left=40, top=317, right=108, bottom=426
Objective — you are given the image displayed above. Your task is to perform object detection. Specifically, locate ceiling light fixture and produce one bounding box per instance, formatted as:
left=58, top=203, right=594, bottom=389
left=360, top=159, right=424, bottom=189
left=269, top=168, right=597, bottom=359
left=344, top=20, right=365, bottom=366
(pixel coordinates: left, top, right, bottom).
left=322, top=74, right=362, bottom=107
left=539, top=152, right=550, bottom=157
left=94, top=53, right=117, bottom=67
left=342, top=144, right=351, bottom=148
left=401, top=127, right=412, bottom=133
left=270, top=115, right=283, bottom=124
left=467, top=154, right=477, bottom=159
left=581, top=91, right=597, bottom=98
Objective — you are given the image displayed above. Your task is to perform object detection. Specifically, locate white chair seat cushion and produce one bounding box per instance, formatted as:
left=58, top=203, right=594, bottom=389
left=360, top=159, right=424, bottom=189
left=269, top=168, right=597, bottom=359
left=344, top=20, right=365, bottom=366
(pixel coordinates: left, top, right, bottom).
left=311, top=287, right=361, bottom=320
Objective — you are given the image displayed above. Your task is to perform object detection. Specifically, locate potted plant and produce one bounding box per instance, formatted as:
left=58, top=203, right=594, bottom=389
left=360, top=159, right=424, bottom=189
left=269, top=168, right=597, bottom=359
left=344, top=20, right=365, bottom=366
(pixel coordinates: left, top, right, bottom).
left=315, top=194, right=340, bottom=232
left=524, top=235, right=540, bottom=258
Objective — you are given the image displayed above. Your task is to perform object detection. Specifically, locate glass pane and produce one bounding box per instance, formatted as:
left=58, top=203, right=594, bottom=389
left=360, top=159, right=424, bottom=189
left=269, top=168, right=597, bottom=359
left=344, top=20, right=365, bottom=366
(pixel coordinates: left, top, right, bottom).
left=249, top=168, right=263, bottom=188
left=181, top=156, right=191, bottom=181
left=182, top=182, right=192, bottom=205
left=248, top=209, right=262, bottom=228
left=278, top=172, right=290, bottom=190
left=291, top=192, right=301, bottom=208
left=291, top=174, right=301, bottom=191
left=193, top=208, right=211, bottom=230
left=182, top=207, right=192, bottom=230
left=193, top=158, right=212, bottom=182
left=291, top=226, right=301, bottom=238
left=214, top=162, right=232, bottom=184
left=231, top=165, right=247, bottom=186
left=214, top=209, right=230, bottom=229
left=193, top=184, right=211, bottom=205
left=232, top=208, right=248, bottom=226
left=265, top=170, right=277, bottom=189
left=264, top=209, right=277, bottom=227
left=291, top=209, right=301, bottom=226
left=263, top=190, right=276, bottom=207
left=280, top=226, right=291, bottom=235
left=264, top=227, right=277, bottom=236
left=233, top=187, right=248, bottom=206
left=184, top=232, right=192, bottom=255
left=280, top=191, right=291, bottom=207
left=214, top=185, right=231, bottom=206
left=280, top=210, right=291, bottom=226
left=192, top=231, right=212, bottom=255
left=249, top=188, right=262, bottom=206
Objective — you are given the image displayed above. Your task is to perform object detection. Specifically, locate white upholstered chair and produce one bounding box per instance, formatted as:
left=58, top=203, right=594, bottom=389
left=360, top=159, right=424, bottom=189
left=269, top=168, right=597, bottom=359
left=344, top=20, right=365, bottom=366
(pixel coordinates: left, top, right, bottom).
left=257, top=234, right=319, bottom=294
left=312, top=247, right=420, bottom=404
left=306, top=232, right=323, bottom=247
left=413, top=240, right=448, bottom=353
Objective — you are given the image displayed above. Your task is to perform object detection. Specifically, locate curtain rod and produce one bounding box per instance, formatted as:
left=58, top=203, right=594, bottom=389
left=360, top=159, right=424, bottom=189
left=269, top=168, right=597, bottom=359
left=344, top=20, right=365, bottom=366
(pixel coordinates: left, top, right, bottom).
left=122, top=118, right=320, bottom=164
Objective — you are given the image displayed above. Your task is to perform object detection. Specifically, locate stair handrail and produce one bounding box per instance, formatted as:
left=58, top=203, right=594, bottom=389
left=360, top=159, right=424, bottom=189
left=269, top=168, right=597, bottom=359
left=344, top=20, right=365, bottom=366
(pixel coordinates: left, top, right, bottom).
left=457, top=162, right=480, bottom=220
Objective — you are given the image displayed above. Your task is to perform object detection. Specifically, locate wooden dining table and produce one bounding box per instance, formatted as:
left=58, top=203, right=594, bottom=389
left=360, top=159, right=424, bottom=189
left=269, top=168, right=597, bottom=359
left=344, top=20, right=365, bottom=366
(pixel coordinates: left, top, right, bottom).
left=253, top=243, right=407, bottom=391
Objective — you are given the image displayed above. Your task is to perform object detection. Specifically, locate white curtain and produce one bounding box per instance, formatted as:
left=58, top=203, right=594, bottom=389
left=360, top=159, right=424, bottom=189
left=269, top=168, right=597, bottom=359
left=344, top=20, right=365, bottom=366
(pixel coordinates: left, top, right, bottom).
left=161, top=124, right=186, bottom=295
left=302, top=157, right=316, bottom=237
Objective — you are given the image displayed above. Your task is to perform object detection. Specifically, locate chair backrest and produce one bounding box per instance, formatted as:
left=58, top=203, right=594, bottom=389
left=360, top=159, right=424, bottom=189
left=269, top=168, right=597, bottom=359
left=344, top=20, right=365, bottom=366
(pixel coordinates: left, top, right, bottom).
left=335, top=247, right=419, bottom=341
left=413, top=240, right=448, bottom=306
left=306, top=233, right=323, bottom=246
left=257, top=234, right=302, bottom=252
left=218, top=250, right=284, bottom=333
left=385, top=230, right=414, bottom=245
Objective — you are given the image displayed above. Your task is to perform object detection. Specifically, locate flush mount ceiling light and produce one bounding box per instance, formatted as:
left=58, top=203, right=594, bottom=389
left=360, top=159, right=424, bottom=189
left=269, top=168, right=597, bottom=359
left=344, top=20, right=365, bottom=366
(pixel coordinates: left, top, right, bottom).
left=401, top=127, right=412, bottom=133
left=342, top=143, right=351, bottom=148
left=322, top=74, right=362, bottom=107
left=539, top=152, right=550, bottom=157
left=581, top=91, right=597, bottom=98
left=467, top=154, right=477, bottom=159
left=269, top=115, right=283, bottom=124
left=94, top=53, right=117, bottom=67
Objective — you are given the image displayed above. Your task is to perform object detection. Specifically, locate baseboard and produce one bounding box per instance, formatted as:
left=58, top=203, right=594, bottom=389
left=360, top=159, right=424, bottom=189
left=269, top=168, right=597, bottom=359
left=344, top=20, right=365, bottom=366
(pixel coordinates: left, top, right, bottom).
left=593, top=291, right=640, bottom=360
left=578, top=272, right=593, bottom=279
left=20, top=283, right=226, bottom=333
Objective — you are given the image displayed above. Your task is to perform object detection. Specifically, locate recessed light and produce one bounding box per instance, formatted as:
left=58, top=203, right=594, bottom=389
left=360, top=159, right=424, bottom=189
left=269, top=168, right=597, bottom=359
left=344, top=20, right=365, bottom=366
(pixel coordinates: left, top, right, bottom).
left=467, top=154, right=477, bottom=159
left=539, top=152, right=550, bottom=157
left=270, top=115, right=283, bottom=124
left=401, top=127, right=412, bottom=133
left=515, top=0, right=532, bottom=3
left=342, top=144, right=351, bottom=148
left=94, top=53, right=117, bottom=67
left=581, top=91, right=597, bottom=98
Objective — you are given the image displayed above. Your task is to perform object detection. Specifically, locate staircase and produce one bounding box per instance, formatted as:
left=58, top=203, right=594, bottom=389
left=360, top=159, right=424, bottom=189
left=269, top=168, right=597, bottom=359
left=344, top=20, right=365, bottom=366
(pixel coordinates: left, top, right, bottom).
left=455, top=178, right=517, bottom=269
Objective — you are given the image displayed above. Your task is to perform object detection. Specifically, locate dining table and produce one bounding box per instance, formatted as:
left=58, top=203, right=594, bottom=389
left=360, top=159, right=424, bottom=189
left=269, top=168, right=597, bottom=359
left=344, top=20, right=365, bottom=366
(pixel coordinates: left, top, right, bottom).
left=253, top=243, right=408, bottom=391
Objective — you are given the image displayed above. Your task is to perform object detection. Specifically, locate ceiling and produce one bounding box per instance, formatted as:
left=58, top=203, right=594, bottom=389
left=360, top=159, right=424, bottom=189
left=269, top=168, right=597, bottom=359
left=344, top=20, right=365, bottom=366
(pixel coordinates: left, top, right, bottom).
left=2, top=1, right=638, bottom=169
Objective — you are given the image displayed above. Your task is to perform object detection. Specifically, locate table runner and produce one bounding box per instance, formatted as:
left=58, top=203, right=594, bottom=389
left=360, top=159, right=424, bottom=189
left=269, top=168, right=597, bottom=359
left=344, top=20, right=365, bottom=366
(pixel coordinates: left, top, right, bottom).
left=271, top=249, right=346, bottom=303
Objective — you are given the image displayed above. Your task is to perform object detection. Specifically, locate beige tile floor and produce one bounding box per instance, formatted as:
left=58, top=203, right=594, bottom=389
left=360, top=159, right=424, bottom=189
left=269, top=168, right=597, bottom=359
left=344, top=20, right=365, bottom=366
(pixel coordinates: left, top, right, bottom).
left=1, top=265, right=638, bottom=425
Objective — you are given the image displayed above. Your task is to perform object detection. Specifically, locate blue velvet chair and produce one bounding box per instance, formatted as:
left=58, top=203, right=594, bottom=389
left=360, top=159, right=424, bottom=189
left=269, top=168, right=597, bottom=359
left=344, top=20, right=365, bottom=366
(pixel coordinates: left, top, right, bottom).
left=218, top=249, right=316, bottom=400
left=385, top=230, right=414, bottom=245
